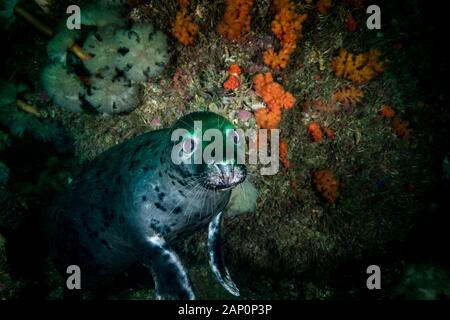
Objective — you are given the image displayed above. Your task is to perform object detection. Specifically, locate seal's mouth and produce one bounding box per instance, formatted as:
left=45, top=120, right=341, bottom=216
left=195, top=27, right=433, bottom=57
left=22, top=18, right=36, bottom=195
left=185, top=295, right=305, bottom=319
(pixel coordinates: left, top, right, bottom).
left=204, top=163, right=247, bottom=191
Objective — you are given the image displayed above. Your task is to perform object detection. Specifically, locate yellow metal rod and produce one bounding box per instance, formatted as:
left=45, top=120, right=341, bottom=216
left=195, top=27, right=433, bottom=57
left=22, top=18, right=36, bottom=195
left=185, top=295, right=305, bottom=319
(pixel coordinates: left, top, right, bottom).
left=14, top=4, right=53, bottom=37
left=16, top=99, right=41, bottom=117
left=68, top=43, right=92, bottom=61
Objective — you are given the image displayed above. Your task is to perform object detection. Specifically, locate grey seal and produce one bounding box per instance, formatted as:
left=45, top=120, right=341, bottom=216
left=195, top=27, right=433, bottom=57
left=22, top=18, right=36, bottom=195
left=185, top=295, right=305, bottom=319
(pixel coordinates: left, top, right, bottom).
left=51, top=111, right=247, bottom=299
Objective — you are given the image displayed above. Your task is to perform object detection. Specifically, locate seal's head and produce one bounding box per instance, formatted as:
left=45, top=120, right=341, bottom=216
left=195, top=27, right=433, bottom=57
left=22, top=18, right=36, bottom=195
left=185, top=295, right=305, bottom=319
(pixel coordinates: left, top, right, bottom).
left=167, top=112, right=247, bottom=191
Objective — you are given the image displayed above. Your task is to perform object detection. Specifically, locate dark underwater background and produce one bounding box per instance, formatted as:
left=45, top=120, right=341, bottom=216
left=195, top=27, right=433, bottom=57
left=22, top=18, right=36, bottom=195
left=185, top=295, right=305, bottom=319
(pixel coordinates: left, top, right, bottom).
left=0, top=0, right=449, bottom=300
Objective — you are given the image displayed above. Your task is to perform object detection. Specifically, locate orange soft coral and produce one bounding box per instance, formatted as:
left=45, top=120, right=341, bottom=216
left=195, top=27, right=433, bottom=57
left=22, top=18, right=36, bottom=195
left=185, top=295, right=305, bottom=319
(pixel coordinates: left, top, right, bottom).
left=254, top=108, right=281, bottom=129
left=263, top=45, right=295, bottom=70
left=218, top=0, right=254, bottom=41
left=345, top=15, right=357, bottom=32
left=332, top=48, right=383, bottom=84
left=323, top=127, right=334, bottom=140
left=311, top=99, right=339, bottom=113
left=344, top=0, right=365, bottom=8
left=172, top=3, right=199, bottom=46
left=279, top=139, right=290, bottom=168
left=227, top=64, right=241, bottom=76
left=313, top=169, right=339, bottom=203
left=317, top=0, right=333, bottom=15
left=391, top=117, right=412, bottom=139
left=253, top=73, right=295, bottom=111
left=223, top=75, right=240, bottom=90
left=253, top=73, right=295, bottom=129
left=263, top=0, right=307, bottom=69
left=223, top=64, right=242, bottom=90
left=379, top=105, right=396, bottom=119
left=307, top=122, right=323, bottom=142
left=378, top=105, right=412, bottom=139
left=177, top=0, right=190, bottom=7
left=332, top=86, right=364, bottom=107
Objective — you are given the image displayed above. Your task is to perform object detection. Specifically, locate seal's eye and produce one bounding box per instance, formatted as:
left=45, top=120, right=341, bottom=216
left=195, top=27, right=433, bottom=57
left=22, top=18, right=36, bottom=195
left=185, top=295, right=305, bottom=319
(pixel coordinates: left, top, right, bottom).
left=229, top=130, right=240, bottom=145
left=182, top=137, right=196, bottom=154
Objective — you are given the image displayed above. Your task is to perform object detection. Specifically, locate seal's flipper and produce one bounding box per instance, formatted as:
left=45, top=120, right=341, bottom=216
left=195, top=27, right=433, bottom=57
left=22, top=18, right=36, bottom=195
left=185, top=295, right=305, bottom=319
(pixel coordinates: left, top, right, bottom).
left=146, top=235, right=195, bottom=300
left=207, top=211, right=240, bottom=296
